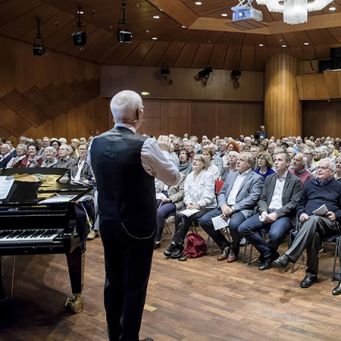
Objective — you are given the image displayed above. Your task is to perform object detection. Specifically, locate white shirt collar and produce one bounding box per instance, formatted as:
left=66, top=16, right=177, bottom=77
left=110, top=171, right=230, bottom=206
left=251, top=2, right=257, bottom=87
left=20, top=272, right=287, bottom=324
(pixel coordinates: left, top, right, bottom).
left=115, top=122, right=136, bottom=133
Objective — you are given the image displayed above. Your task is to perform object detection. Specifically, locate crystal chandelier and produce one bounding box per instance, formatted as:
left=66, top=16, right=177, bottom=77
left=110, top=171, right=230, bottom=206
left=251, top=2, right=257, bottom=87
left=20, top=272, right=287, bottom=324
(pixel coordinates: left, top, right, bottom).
left=256, top=0, right=334, bottom=25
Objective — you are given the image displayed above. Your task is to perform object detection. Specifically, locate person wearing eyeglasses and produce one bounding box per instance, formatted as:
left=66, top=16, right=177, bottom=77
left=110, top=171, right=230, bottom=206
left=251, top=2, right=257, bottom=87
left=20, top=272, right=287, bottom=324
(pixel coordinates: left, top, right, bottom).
left=89, top=90, right=180, bottom=341
left=273, top=158, right=341, bottom=293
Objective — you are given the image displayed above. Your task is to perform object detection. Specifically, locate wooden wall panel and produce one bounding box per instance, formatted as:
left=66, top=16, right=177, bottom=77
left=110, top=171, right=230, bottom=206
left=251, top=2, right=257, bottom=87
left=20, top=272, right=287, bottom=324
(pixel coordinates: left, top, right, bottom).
left=101, top=65, right=264, bottom=102
left=302, top=101, right=341, bottom=138
left=0, top=35, right=105, bottom=141
left=264, top=53, right=302, bottom=137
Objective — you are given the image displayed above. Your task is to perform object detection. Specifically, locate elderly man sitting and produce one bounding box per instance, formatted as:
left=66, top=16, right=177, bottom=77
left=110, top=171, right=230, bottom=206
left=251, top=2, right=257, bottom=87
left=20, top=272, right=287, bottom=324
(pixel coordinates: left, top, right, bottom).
left=273, top=158, right=341, bottom=293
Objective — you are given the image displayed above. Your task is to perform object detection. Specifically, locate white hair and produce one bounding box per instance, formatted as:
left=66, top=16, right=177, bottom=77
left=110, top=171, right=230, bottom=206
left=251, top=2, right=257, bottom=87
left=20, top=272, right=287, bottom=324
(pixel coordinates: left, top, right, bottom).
left=110, top=90, right=143, bottom=122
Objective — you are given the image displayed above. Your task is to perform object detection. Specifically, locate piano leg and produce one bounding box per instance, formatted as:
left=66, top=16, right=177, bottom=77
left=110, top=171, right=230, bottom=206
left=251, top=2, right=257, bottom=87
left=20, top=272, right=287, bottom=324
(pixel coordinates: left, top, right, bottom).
left=64, top=247, right=85, bottom=314
left=0, top=257, right=5, bottom=300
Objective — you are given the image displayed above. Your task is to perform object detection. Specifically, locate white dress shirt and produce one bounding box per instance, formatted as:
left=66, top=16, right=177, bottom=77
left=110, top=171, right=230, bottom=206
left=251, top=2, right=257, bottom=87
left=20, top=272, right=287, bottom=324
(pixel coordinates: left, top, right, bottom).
left=88, top=122, right=180, bottom=186
left=269, top=171, right=288, bottom=210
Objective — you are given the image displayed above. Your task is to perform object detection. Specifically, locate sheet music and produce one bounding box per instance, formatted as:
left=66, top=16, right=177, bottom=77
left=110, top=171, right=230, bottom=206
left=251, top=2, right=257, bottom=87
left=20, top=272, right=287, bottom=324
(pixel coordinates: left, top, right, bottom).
left=0, top=176, right=14, bottom=200
left=39, top=194, right=78, bottom=204
left=212, top=215, right=230, bottom=230
left=179, top=208, right=199, bottom=217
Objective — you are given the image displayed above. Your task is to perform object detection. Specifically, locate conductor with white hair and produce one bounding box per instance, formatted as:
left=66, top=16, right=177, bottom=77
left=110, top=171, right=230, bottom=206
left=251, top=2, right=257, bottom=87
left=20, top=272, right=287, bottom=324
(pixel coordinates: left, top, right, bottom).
left=89, top=90, right=180, bottom=341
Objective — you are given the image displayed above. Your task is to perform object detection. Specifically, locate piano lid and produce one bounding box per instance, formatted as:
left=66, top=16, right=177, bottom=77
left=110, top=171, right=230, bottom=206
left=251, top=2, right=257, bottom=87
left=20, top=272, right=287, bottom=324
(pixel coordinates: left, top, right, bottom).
left=0, top=168, right=91, bottom=205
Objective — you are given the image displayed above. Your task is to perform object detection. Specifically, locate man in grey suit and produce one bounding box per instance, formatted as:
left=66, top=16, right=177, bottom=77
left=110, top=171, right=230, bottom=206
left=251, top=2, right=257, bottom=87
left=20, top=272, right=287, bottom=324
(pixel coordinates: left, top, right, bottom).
left=199, top=152, right=264, bottom=262
left=238, top=152, right=302, bottom=270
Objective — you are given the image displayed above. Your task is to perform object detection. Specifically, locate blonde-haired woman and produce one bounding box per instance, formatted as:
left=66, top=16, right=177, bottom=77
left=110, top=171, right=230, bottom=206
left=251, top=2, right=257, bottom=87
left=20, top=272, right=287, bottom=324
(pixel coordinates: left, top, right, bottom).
left=164, top=154, right=216, bottom=259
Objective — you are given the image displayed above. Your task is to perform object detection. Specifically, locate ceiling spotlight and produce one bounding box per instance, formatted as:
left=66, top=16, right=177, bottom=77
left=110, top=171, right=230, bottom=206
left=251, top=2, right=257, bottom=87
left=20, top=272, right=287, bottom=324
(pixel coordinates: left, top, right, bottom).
left=195, top=1, right=202, bottom=5
left=304, top=42, right=310, bottom=46
left=259, top=43, right=264, bottom=47
left=194, top=67, right=213, bottom=87
left=329, top=6, right=336, bottom=11
left=33, top=17, right=45, bottom=56
left=181, top=25, right=186, bottom=28
left=117, top=1, right=133, bottom=43
left=221, top=13, right=228, bottom=17
left=152, top=37, right=158, bottom=40
left=141, top=91, right=150, bottom=96
left=153, top=15, right=160, bottom=19
left=72, top=7, right=87, bottom=46
left=282, top=44, right=287, bottom=48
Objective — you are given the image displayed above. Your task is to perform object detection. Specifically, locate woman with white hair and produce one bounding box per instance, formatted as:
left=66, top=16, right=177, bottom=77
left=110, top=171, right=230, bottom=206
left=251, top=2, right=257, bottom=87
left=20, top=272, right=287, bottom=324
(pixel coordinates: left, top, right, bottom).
left=41, top=146, right=58, bottom=168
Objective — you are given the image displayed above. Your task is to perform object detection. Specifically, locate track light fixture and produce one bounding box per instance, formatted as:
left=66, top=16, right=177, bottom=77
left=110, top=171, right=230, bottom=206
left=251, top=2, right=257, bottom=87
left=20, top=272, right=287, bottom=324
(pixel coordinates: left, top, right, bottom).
left=160, top=67, right=173, bottom=85
left=230, top=70, right=241, bottom=89
left=33, top=17, right=45, bottom=56
left=72, top=7, right=87, bottom=46
left=194, top=67, right=213, bottom=87
left=117, top=0, right=132, bottom=43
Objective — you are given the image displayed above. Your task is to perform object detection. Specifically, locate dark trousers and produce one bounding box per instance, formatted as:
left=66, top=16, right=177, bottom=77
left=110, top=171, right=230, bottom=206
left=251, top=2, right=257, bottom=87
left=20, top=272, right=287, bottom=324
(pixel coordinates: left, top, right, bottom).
left=100, top=221, right=154, bottom=341
left=285, top=215, right=339, bottom=276
left=199, top=208, right=246, bottom=254
left=238, top=214, right=291, bottom=260
left=172, top=208, right=210, bottom=245
left=155, top=202, right=176, bottom=242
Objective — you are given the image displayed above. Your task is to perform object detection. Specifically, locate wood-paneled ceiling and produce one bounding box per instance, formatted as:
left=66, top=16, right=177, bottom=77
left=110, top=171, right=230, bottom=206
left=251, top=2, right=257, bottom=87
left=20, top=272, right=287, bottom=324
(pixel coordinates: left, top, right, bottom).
left=1, top=0, right=341, bottom=71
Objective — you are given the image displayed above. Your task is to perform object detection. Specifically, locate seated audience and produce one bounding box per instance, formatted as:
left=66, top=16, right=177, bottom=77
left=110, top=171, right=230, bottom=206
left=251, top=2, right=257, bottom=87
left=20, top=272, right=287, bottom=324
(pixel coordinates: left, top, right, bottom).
left=202, top=145, right=220, bottom=179
left=164, top=155, right=216, bottom=259
left=41, top=146, right=58, bottom=168
left=6, top=144, right=27, bottom=168
left=24, top=144, right=42, bottom=168
left=289, top=152, right=313, bottom=184
left=55, top=144, right=77, bottom=169
left=220, top=151, right=238, bottom=181
left=255, top=151, right=275, bottom=179
left=335, top=156, right=341, bottom=182
left=0, top=144, right=13, bottom=169
left=178, top=148, right=192, bottom=175
left=238, top=152, right=302, bottom=270
left=154, top=174, right=186, bottom=249
left=199, top=152, right=263, bottom=262
left=273, top=158, right=341, bottom=294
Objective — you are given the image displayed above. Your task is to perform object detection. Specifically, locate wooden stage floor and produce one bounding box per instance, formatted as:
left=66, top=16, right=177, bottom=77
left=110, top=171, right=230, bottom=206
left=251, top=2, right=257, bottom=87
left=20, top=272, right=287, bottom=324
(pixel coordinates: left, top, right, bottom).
left=0, top=232, right=341, bottom=341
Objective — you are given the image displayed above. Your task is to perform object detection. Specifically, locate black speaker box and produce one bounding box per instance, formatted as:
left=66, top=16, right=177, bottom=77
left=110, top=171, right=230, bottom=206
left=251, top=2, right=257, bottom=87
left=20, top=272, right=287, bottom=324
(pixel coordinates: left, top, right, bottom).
left=331, top=47, right=341, bottom=69
left=319, top=59, right=332, bottom=73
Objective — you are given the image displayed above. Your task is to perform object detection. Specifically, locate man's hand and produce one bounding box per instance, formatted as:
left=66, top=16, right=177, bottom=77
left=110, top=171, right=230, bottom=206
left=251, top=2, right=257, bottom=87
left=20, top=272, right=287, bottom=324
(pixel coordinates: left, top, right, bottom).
left=326, top=211, right=336, bottom=221
left=157, top=135, right=171, bottom=152
left=221, top=204, right=233, bottom=217
left=300, top=213, right=309, bottom=223
left=267, top=212, right=278, bottom=222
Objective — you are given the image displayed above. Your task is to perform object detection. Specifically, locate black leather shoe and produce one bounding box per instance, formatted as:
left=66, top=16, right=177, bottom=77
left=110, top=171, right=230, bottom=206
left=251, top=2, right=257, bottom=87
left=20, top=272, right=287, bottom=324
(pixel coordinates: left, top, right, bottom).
left=164, top=242, right=176, bottom=257
left=272, top=254, right=290, bottom=271
left=300, top=275, right=317, bottom=288
left=153, top=242, right=161, bottom=250
left=170, top=245, right=184, bottom=259
left=258, top=260, right=272, bottom=270
left=332, top=281, right=341, bottom=295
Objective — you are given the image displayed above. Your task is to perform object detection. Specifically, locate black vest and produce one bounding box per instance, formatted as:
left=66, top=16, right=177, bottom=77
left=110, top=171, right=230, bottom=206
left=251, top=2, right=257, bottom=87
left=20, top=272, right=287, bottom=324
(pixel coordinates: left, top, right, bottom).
left=90, top=127, right=157, bottom=235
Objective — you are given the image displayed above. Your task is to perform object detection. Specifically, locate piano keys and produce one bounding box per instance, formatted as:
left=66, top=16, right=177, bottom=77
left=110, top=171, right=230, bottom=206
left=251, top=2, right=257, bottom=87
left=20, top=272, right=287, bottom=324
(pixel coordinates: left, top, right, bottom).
left=0, top=168, right=92, bottom=313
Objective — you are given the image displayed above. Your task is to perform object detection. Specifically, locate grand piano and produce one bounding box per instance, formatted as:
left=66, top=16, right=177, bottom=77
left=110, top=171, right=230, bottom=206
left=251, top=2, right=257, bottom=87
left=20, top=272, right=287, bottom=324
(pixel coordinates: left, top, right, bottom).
left=0, top=168, right=92, bottom=313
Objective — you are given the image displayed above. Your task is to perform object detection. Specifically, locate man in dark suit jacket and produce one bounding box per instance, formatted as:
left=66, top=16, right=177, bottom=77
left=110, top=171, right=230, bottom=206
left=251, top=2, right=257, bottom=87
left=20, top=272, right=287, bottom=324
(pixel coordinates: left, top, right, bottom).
left=273, top=158, right=341, bottom=293
left=89, top=90, right=180, bottom=341
left=238, top=152, right=302, bottom=270
left=199, top=152, right=263, bottom=262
